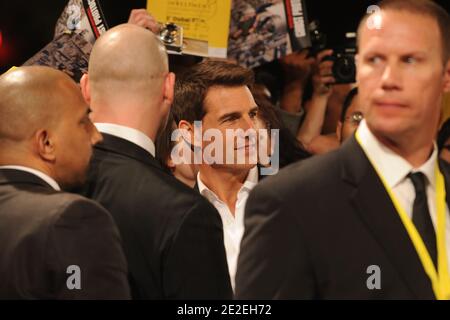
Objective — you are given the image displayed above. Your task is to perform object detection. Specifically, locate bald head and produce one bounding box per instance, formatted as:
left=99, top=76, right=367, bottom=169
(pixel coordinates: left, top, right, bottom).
left=0, top=66, right=85, bottom=144
left=88, top=24, right=169, bottom=101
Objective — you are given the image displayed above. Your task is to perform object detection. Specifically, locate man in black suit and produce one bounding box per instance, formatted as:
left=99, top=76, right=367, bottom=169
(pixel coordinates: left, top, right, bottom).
left=0, top=66, right=130, bottom=299
left=172, top=60, right=262, bottom=291
left=236, top=0, right=450, bottom=299
left=79, top=24, right=232, bottom=299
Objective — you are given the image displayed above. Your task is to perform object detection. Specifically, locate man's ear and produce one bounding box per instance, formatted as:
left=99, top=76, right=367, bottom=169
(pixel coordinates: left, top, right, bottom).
left=178, top=119, right=201, bottom=148
left=80, top=73, right=91, bottom=104
left=163, top=72, right=176, bottom=106
left=35, top=129, right=56, bottom=162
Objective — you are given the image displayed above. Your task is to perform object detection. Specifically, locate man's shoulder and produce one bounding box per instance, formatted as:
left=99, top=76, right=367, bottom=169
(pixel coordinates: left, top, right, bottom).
left=34, top=191, right=107, bottom=221
left=0, top=187, right=109, bottom=238
left=256, top=148, right=344, bottom=199
left=1, top=184, right=98, bottom=212
left=256, top=136, right=367, bottom=200
left=88, top=149, right=216, bottom=216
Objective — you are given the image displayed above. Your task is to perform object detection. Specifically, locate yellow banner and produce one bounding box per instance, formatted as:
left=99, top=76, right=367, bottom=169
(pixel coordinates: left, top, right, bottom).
left=147, top=0, right=231, bottom=57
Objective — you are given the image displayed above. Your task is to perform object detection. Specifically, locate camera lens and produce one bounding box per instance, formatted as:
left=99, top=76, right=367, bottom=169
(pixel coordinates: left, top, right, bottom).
left=333, top=55, right=356, bottom=83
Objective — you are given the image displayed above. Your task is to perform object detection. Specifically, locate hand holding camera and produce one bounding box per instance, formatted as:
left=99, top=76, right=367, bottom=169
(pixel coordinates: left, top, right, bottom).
left=308, top=21, right=356, bottom=85
left=313, top=49, right=335, bottom=96
left=280, top=49, right=316, bottom=85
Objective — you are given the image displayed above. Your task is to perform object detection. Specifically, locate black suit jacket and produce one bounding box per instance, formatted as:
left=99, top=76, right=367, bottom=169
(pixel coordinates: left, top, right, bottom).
left=80, top=133, right=232, bottom=299
left=236, top=136, right=450, bottom=299
left=0, top=169, right=130, bottom=299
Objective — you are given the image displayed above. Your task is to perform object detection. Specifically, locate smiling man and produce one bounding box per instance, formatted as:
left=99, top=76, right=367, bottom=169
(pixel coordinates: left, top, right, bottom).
left=235, top=0, right=450, bottom=299
left=173, top=60, right=260, bottom=290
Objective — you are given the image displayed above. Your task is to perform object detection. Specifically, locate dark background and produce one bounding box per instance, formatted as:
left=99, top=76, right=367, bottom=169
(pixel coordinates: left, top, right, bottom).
left=1, top=0, right=449, bottom=74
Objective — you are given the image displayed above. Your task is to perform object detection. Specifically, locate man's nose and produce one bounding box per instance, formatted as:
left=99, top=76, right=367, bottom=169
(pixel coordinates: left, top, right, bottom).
left=380, top=61, right=402, bottom=91
left=242, top=114, right=256, bottom=130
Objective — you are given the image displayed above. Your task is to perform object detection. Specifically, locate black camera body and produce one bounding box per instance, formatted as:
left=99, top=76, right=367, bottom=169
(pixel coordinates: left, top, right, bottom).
left=323, top=45, right=357, bottom=84
left=308, top=21, right=357, bottom=84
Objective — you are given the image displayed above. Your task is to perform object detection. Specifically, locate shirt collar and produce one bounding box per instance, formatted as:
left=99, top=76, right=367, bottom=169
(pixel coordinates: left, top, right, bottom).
left=0, top=165, right=61, bottom=191
left=95, top=123, right=156, bottom=157
left=356, top=120, right=437, bottom=189
left=241, top=166, right=259, bottom=191
left=197, top=166, right=259, bottom=202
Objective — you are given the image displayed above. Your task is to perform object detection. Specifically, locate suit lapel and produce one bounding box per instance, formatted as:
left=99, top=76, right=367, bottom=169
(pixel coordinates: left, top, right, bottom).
left=95, top=133, right=164, bottom=172
left=340, top=136, right=435, bottom=299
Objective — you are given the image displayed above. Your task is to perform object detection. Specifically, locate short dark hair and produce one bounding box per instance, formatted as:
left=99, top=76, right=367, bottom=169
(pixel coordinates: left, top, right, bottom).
left=172, top=60, right=254, bottom=123
left=358, top=0, right=450, bottom=63
left=340, top=87, right=359, bottom=122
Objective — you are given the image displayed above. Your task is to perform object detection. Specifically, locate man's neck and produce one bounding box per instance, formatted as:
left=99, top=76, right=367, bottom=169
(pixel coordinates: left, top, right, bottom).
left=199, top=166, right=250, bottom=216
left=374, top=132, right=434, bottom=168
left=0, top=156, right=56, bottom=181
left=91, top=110, right=159, bottom=142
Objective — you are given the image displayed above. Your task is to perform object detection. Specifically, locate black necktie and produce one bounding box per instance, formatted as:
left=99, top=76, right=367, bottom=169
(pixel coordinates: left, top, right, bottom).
left=408, top=172, right=437, bottom=267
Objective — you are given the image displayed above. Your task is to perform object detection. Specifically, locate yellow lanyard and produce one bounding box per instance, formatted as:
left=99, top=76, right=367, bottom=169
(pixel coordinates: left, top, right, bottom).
left=355, top=132, right=450, bottom=299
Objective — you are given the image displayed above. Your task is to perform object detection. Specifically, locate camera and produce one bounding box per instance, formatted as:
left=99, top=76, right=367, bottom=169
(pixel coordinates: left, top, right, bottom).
left=159, top=22, right=183, bottom=53
left=308, top=22, right=357, bottom=84
left=322, top=34, right=357, bottom=84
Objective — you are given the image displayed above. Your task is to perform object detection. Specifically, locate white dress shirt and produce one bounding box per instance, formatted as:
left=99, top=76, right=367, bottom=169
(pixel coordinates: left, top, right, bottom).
left=95, top=123, right=156, bottom=157
left=197, top=166, right=259, bottom=291
left=0, top=165, right=61, bottom=191
left=357, top=120, right=450, bottom=269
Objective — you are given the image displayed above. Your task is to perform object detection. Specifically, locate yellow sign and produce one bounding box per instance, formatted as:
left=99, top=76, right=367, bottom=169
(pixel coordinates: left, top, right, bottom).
left=147, top=0, right=231, bottom=57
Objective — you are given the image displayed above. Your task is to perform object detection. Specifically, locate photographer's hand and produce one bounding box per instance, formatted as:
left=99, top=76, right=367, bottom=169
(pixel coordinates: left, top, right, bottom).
left=280, top=49, right=315, bottom=83
left=313, top=49, right=335, bottom=97
left=296, top=50, right=335, bottom=152
left=279, top=50, right=315, bottom=114
left=128, top=9, right=160, bottom=34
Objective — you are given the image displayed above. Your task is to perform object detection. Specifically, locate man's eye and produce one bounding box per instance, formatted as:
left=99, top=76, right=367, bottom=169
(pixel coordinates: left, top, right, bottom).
left=367, top=56, right=382, bottom=64
left=249, top=111, right=258, bottom=118
left=224, top=117, right=238, bottom=123
left=404, top=56, right=417, bottom=64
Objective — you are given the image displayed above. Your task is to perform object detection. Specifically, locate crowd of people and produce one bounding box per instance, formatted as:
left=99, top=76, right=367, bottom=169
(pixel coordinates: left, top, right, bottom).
left=1, top=0, right=450, bottom=299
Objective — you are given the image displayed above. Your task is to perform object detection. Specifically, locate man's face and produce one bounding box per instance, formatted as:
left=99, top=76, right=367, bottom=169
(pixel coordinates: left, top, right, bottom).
left=338, top=93, right=365, bottom=142
left=357, top=10, right=450, bottom=145
left=200, top=85, right=258, bottom=171
left=53, top=86, right=102, bottom=189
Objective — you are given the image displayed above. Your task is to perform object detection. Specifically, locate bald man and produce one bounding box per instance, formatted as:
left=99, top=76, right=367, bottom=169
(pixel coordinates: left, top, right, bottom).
left=0, top=66, right=130, bottom=299
left=78, top=24, right=232, bottom=299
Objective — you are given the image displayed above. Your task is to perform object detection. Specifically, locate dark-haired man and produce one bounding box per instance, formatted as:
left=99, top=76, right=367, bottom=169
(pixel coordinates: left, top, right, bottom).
left=173, top=60, right=264, bottom=290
